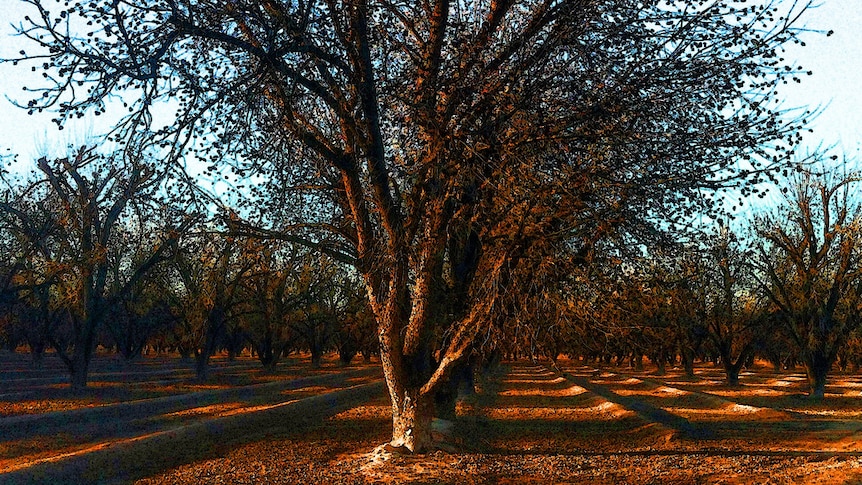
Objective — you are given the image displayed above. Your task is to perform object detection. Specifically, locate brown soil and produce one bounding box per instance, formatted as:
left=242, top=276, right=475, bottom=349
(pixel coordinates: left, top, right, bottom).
left=3, top=353, right=862, bottom=484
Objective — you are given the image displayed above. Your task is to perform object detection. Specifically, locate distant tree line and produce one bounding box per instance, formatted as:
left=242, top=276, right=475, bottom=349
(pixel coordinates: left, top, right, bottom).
left=3, top=147, right=860, bottom=405
left=517, top=163, right=862, bottom=399
left=0, top=148, right=377, bottom=388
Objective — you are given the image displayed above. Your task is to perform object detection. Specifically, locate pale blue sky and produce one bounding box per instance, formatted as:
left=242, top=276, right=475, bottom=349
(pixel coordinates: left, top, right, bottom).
left=0, top=0, right=858, bottom=163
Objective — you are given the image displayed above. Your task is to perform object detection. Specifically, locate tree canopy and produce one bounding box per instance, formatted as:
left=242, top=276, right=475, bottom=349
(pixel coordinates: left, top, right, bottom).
left=8, top=0, right=819, bottom=451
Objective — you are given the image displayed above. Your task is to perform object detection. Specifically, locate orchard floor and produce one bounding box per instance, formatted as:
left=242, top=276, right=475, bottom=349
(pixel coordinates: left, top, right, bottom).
left=2, top=352, right=862, bottom=484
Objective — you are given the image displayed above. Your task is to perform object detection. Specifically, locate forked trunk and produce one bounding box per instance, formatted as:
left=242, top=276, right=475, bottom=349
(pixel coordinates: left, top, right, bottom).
left=390, top=388, right=433, bottom=453
left=722, top=352, right=744, bottom=386
left=725, top=366, right=740, bottom=386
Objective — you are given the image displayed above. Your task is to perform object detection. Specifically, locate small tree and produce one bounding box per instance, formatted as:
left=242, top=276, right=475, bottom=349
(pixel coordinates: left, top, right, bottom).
left=700, top=227, right=770, bottom=385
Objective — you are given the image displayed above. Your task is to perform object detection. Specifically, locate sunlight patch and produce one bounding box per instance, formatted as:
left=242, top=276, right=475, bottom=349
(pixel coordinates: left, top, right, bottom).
left=500, top=385, right=587, bottom=397
left=654, top=386, right=688, bottom=396
left=331, top=405, right=391, bottom=420
left=164, top=402, right=245, bottom=418
left=484, top=402, right=631, bottom=420
left=725, top=403, right=761, bottom=414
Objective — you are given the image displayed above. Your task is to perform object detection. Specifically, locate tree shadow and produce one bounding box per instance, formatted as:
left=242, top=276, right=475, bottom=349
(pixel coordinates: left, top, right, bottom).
left=0, top=378, right=385, bottom=484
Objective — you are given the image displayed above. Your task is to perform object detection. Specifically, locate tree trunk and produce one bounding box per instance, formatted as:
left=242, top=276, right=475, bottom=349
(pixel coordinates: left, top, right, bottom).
left=70, top=350, right=90, bottom=390
left=681, top=350, right=695, bottom=378
left=721, top=349, right=744, bottom=386
left=310, top=347, right=323, bottom=367
left=654, top=354, right=667, bottom=376
left=30, top=342, right=45, bottom=369
left=725, top=365, right=740, bottom=386
left=195, top=351, right=211, bottom=381
left=631, top=353, right=644, bottom=371
left=804, top=351, right=831, bottom=400
left=339, top=349, right=356, bottom=366
left=390, top=388, right=433, bottom=452
left=63, top=318, right=97, bottom=391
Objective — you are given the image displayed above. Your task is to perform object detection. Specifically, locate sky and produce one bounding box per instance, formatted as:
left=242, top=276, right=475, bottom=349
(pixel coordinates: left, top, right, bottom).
left=0, top=0, right=859, bottom=165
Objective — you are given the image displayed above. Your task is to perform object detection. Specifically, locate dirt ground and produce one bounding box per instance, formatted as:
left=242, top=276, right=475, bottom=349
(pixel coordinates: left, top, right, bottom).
left=2, top=352, right=862, bottom=484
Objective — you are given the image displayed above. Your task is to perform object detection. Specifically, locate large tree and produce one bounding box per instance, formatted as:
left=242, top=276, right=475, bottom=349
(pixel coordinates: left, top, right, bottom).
left=11, top=0, right=814, bottom=450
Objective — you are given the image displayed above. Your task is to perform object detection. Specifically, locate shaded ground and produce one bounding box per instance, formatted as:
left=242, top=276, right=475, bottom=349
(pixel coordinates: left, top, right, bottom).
left=3, top=353, right=862, bottom=483
left=0, top=351, right=382, bottom=483
left=0, top=352, right=363, bottom=416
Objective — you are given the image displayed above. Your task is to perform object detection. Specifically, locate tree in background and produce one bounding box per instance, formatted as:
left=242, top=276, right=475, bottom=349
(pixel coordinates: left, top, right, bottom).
left=699, top=227, right=771, bottom=385
left=240, top=242, right=305, bottom=373
left=754, top=166, right=862, bottom=399
left=0, top=147, right=191, bottom=388
left=170, top=231, right=258, bottom=381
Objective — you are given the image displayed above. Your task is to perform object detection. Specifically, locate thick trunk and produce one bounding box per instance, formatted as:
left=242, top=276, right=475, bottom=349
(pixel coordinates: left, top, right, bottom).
left=70, top=350, right=90, bottom=390
left=257, top=341, right=275, bottom=369
left=725, top=365, right=740, bottom=386
left=654, top=355, right=667, bottom=376
left=721, top=349, right=744, bottom=386
left=338, top=349, right=356, bottom=366
left=807, top=367, right=827, bottom=400
left=681, top=350, right=695, bottom=378
left=310, top=348, right=323, bottom=367
left=195, top=352, right=211, bottom=381
left=196, top=317, right=223, bottom=381
left=65, top=319, right=96, bottom=390
left=262, top=353, right=279, bottom=373
left=804, top=351, right=832, bottom=400
left=390, top=389, right=433, bottom=453
left=30, top=343, right=45, bottom=369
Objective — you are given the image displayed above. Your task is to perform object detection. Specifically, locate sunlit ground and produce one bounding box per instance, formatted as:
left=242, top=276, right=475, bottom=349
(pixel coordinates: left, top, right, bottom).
left=0, top=350, right=381, bottom=478
left=3, top=353, right=862, bottom=484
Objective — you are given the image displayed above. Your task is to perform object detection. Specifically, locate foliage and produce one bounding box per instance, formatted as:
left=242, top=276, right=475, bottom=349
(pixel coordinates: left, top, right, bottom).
left=7, top=0, right=821, bottom=447
left=753, top=164, right=862, bottom=398
left=0, top=146, right=191, bottom=387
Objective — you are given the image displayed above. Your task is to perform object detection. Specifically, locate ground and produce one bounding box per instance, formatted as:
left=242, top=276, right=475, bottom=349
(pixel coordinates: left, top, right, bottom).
left=1, top=351, right=861, bottom=484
